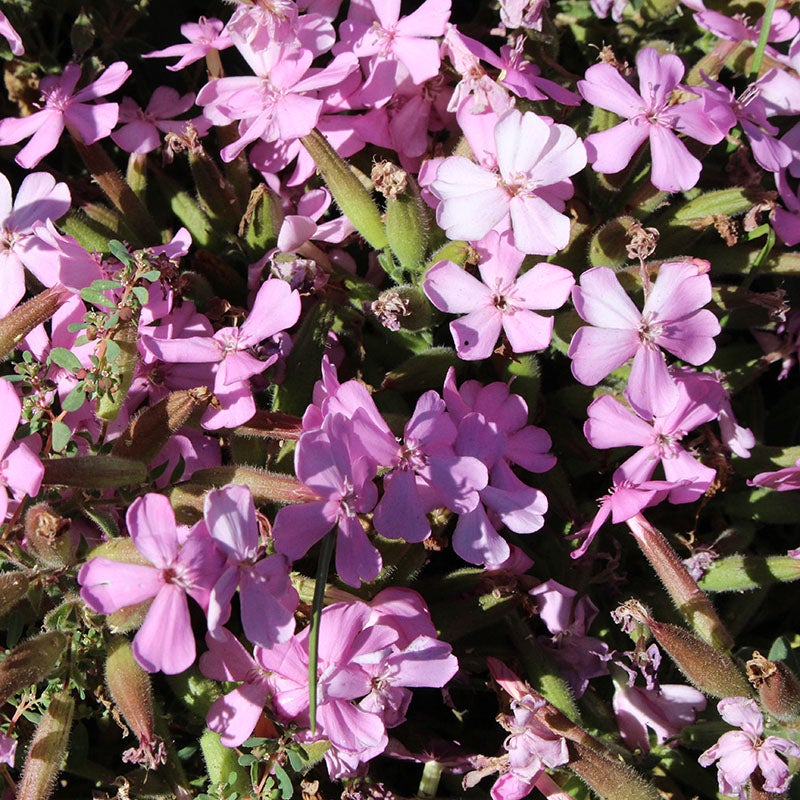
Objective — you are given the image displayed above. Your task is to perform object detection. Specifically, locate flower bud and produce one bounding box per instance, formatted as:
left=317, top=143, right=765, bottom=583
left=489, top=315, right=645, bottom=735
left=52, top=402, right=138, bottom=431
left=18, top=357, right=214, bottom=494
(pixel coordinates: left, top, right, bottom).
left=105, top=636, right=165, bottom=769
left=42, top=455, right=147, bottom=489
left=0, top=571, right=30, bottom=618
left=16, top=689, right=74, bottom=800
left=0, top=631, right=67, bottom=706
left=233, top=410, right=303, bottom=441
left=240, top=182, right=283, bottom=254
left=747, top=651, right=800, bottom=722
left=24, top=503, right=78, bottom=568
left=378, top=166, right=429, bottom=275
left=0, top=287, right=68, bottom=361
left=111, top=387, right=213, bottom=464
left=301, top=129, right=387, bottom=251
left=170, top=466, right=307, bottom=522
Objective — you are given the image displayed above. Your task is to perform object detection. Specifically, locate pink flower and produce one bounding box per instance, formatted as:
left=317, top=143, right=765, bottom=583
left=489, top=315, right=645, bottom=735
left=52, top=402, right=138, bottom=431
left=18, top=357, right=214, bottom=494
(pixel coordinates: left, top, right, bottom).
left=569, top=261, right=720, bottom=419
left=371, top=390, right=488, bottom=543
left=699, top=697, right=800, bottom=796
left=203, top=485, right=297, bottom=648
left=0, top=11, right=23, bottom=55
left=337, top=0, right=451, bottom=106
left=579, top=48, right=725, bottom=192
left=142, top=278, right=301, bottom=429
left=0, top=380, right=43, bottom=521
left=142, top=16, right=232, bottom=72
left=196, top=39, right=357, bottom=162
left=0, top=61, right=130, bottom=168
left=271, top=413, right=382, bottom=587
left=424, top=229, right=574, bottom=360
left=583, top=371, right=723, bottom=503
left=749, top=457, right=800, bottom=492
left=427, top=107, right=586, bottom=255
left=78, top=494, right=225, bottom=674
left=0, top=172, right=71, bottom=317
left=111, top=87, right=208, bottom=154
left=443, top=369, right=555, bottom=566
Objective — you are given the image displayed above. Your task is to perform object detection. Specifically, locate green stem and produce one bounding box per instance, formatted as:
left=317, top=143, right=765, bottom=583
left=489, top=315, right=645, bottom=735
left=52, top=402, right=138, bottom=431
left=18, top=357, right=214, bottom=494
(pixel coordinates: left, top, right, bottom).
left=418, top=760, right=442, bottom=799
left=308, top=530, right=336, bottom=733
left=750, top=0, right=778, bottom=77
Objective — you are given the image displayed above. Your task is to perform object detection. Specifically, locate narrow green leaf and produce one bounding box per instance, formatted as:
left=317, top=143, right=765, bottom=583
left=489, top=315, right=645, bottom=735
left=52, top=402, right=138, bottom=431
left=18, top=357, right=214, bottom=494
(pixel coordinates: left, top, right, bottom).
left=108, top=240, right=133, bottom=265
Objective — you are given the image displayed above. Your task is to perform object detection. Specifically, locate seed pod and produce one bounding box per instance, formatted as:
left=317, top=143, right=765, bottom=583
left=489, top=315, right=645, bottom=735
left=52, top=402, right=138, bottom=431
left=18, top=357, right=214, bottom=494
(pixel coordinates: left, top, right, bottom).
left=111, top=387, right=213, bottom=464
left=300, top=128, right=387, bottom=251
left=25, top=504, right=77, bottom=568
left=627, top=515, right=733, bottom=650
left=16, top=690, right=74, bottom=800
left=0, top=288, right=68, bottom=361
left=747, top=651, right=800, bottom=722
left=42, top=455, right=147, bottom=489
left=0, top=571, right=30, bottom=618
left=647, top=617, right=751, bottom=698
left=0, top=632, right=66, bottom=706
left=105, top=637, right=165, bottom=769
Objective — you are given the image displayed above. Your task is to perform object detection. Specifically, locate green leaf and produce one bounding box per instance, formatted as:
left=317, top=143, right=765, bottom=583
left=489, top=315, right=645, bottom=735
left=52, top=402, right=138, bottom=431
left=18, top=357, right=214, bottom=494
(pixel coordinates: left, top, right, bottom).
left=108, top=240, right=133, bottom=265
left=104, top=338, right=121, bottom=363
left=51, top=420, right=71, bottom=452
left=61, top=384, right=86, bottom=413
left=131, top=286, right=149, bottom=306
left=90, top=279, right=124, bottom=291
left=142, top=269, right=161, bottom=282
left=49, top=347, right=83, bottom=374
left=79, top=287, right=116, bottom=309
left=273, top=764, right=293, bottom=799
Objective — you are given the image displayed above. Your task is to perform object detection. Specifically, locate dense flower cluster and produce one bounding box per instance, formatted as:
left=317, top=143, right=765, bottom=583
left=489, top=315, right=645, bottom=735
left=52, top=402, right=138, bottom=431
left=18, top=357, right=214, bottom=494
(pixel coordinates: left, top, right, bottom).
left=0, top=0, right=798, bottom=798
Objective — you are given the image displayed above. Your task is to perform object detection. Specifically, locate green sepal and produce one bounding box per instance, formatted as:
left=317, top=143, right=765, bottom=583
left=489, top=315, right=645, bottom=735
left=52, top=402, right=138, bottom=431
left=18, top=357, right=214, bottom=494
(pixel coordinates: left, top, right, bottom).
left=300, top=129, right=387, bottom=251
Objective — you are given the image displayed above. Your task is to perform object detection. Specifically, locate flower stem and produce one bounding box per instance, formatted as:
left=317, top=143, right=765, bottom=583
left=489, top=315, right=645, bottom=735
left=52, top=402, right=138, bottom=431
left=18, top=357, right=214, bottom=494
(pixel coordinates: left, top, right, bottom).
left=750, top=0, right=777, bottom=77
left=308, top=530, right=336, bottom=733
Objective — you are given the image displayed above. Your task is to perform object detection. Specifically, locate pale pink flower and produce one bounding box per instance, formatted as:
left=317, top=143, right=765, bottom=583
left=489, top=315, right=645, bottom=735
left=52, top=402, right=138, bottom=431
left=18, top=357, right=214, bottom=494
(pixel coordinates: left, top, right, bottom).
left=427, top=108, right=586, bottom=255
left=569, top=261, right=720, bottom=419
left=579, top=48, right=725, bottom=192
left=0, top=61, right=130, bottom=168
left=0, top=172, right=71, bottom=317
left=78, top=494, right=225, bottom=674
left=0, top=12, right=23, bottom=55
left=424, top=229, right=574, bottom=360
left=142, top=16, right=232, bottom=72
left=0, top=380, right=43, bottom=521
left=699, top=697, right=800, bottom=796
left=583, top=372, right=723, bottom=503
left=111, top=87, right=208, bottom=154
left=337, top=0, right=451, bottom=106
